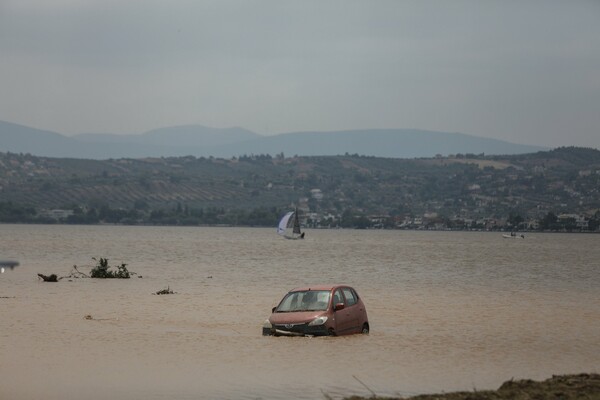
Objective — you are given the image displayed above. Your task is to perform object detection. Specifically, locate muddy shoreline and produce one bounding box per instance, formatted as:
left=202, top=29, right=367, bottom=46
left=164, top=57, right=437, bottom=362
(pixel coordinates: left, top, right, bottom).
left=344, top=374, right=600, bottom=400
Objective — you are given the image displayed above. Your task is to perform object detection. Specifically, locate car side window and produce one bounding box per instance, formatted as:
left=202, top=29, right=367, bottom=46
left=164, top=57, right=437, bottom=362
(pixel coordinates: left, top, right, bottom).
left=332, top=289, right=344, bottom=306
left=342, top=288, right=357, bottom=306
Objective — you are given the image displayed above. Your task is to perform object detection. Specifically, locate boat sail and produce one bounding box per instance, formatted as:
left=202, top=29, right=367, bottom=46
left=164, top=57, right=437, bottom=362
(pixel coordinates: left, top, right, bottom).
left=277, top=208, right=305, bottom=239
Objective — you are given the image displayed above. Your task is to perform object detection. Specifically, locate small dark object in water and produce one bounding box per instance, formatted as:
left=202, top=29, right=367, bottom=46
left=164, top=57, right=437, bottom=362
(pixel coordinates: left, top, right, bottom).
left=37, top=273, right=58, bottom=282
left=0, top=260, right=19, bottom=271
left=154, top=286, right=175, bottom=295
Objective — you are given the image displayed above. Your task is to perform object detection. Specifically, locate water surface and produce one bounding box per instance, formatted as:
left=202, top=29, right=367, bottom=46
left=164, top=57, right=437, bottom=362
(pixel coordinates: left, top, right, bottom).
left=1, top=225, right=598, bottom=399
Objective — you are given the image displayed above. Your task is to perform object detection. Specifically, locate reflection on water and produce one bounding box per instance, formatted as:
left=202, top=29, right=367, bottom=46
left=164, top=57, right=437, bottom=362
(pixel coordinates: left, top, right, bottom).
left=1, top=225, right=599, bottom=399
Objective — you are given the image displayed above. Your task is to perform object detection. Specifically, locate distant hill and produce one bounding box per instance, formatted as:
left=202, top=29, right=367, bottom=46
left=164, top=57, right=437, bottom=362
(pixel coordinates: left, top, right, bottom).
left=75, top=125, right=259, bottom=147
left=210, top=129, right=547, bottom=158
left=1, top=147, right=599, bottom=229
left=1, top=120, right=548, bottom=159
left=0, top=120, right=88, bottom=158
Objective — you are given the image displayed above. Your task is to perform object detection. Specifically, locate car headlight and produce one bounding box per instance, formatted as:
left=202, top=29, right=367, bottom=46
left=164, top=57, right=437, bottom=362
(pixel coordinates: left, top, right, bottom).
left=308, top=316, right=328, bottom=326
left=262, top=319, right=272, bottom=329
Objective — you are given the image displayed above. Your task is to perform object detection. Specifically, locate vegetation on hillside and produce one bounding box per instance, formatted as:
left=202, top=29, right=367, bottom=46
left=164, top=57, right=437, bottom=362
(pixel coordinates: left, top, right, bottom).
left=1, top=147, right=599, bottom=231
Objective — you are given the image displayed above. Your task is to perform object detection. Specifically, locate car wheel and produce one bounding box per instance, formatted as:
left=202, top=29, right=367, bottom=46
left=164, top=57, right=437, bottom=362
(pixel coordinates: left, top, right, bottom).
left=361, top=323, right=369, bottom=334
left=328, top=327, right=336, bottom=336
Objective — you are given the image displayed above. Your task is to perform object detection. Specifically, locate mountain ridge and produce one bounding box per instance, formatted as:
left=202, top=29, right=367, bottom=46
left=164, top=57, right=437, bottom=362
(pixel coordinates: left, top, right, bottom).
left=0, top=120, right=549, bottom=159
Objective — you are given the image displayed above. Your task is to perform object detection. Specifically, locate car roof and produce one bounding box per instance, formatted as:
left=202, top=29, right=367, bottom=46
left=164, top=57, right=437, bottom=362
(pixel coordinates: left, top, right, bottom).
left=289, top=284, right=350, bottom=292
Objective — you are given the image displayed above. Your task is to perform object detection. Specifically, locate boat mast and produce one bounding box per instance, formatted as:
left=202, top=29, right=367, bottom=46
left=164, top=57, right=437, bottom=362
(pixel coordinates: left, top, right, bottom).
left=292, top=208, right=302, bottom=235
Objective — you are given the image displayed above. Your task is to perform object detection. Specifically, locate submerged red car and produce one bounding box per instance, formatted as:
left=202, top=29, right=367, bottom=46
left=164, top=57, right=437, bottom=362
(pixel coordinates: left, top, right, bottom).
left=262, top=284, right=369, bottom=337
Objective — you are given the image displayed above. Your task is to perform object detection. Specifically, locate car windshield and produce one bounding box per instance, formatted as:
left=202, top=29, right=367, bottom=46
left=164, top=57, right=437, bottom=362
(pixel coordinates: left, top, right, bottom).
left=276, top=290, right=331, bottom=312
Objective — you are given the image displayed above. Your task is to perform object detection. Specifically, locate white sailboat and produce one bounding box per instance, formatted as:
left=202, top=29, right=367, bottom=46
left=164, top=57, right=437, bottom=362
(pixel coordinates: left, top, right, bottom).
left=277, top=208, right=305, bottom=240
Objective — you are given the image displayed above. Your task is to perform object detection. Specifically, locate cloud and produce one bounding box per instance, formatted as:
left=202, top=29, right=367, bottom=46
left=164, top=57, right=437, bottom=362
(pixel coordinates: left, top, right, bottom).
left=1, top=0, right=599, bottom=148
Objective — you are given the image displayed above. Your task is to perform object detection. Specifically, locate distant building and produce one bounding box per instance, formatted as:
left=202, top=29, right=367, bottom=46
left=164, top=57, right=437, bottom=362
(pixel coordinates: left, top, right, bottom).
left=310, top=189, right=324, bottom=201
left=558, top=213, right=588, bottom=229
left=39, top=209, right=74, bottom=220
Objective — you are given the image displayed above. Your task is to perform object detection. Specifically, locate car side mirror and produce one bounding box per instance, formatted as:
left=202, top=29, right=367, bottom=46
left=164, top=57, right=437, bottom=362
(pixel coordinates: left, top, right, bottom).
left=272, top=306, right=277, bottom=313
left=334, top=303, right=345, bottom=311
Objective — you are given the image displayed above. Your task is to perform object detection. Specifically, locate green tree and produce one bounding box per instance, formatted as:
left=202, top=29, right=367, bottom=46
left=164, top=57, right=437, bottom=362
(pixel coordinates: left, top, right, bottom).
left=539, top=211, right=557, bottom=230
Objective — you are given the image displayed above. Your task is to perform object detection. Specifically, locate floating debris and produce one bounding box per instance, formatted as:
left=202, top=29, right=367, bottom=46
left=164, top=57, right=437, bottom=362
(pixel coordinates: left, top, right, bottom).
left=37, top=273, right=58, bottom=282
left=64, top=265, right=90, bottom=279
left=35, top=260, right=137, bottom=283
left=154, top=286, right=175, bottom=295
left=90, top=257, right=132, bottom=279
left=83, top=314, right=118, bottom=321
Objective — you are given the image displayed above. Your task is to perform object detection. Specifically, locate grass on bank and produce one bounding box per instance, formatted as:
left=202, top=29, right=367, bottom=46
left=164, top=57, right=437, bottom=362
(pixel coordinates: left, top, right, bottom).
left=341, top=373, right=600, bottom=400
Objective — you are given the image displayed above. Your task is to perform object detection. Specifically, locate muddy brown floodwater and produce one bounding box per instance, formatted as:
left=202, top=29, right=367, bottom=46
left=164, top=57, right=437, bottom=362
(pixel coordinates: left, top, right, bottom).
left=1, top=225, right=599, bottom=399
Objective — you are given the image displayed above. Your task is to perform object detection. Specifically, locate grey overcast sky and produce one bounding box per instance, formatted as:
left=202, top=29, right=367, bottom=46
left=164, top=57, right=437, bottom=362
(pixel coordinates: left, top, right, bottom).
left=1, top=1, right=599, bottom=148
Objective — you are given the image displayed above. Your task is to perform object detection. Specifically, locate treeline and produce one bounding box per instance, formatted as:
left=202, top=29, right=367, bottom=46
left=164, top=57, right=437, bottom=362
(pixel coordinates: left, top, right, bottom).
left=0, top=201, right=283, bottom=227
left=0, top=202, right=39, bottom=223
left=2, top=201, right=599, bottom=232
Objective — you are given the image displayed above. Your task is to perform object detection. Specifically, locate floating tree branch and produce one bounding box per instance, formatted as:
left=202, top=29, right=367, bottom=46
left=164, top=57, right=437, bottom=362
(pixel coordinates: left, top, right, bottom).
left=90, top=257, right=132, bottom=279
left=154, top=286, right=175, bottom=295
left=37, top=258, right=137, bottom=282
left=37, top=273, right=58, bottom=282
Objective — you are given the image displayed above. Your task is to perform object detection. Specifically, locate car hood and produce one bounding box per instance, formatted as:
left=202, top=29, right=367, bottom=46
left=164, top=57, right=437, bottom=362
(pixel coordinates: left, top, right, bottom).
left=269, top=311, right=324, bottom=325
